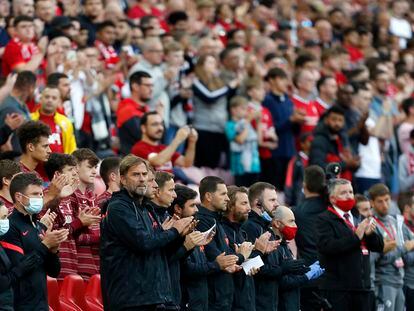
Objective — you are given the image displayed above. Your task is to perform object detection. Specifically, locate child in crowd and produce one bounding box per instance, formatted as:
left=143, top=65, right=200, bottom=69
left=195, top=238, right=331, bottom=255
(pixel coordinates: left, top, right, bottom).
left=225, top=96, right=260, bottom=187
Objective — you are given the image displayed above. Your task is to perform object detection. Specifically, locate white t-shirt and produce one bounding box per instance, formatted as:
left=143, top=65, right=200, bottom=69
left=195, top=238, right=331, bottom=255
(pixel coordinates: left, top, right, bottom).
left=355, top=117, right=382, bottom=179
left=390, top=17, right=412, bottom=49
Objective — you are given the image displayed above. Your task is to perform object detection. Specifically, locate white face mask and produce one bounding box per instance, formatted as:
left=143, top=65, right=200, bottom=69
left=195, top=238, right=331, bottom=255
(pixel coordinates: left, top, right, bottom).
left=0, top=219, right=10, bottom=236
left=20, top=195, right=44, bottom=215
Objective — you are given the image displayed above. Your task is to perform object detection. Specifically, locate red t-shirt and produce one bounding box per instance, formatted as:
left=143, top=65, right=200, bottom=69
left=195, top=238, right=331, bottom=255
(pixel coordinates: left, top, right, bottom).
left=131, top=140, right=181, bottom=173
left=127, top=5, right=162, bottom=20
left=344, top=44, right=364, bottom=64
left=2, top=38, right=39, bottom=76
left=291, top=94, right=320, bottom=134
left=38, top=112, right=64, bottom=153
left=248, top=104, right=275, bottom=159
left=314, top=97, right=331, bottom=116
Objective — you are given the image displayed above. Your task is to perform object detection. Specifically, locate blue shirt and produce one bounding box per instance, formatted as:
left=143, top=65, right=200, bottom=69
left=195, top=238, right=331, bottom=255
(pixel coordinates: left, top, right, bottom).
left=263, top=92, right=296, bottom=158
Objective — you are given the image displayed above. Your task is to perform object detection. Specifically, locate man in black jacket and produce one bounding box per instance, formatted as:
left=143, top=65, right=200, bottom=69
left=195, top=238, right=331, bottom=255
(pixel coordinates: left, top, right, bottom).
left=222, top=186, right=256, bottom=311
left=1, top=173, right=68, bottom=311
left=273, top=205, right=324, bottom=311
left=309, top=105, right=360, bottom=179
left=293, top=165, right=327, bottom=310
left=242, top=182, right=307, bottom=311
left=316, top=178, right=384, bottom=311
left=196, top=176, right=245, bottom=311
left=171, top=184, right=238, bottom=311
left=100, top=155, right=193, bottom=311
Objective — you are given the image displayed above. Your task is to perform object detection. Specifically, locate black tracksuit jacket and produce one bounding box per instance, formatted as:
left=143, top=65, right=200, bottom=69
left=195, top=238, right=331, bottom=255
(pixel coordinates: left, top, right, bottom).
left=0, top=209, right=60, bottom=311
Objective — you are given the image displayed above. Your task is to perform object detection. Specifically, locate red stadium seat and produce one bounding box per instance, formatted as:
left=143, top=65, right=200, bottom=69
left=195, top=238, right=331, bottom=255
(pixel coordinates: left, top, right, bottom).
left=59, top=274, right=88, bottom=311
left=85, top=274, right=103, bottom=311
left=47, top=276, right=60, bottom=311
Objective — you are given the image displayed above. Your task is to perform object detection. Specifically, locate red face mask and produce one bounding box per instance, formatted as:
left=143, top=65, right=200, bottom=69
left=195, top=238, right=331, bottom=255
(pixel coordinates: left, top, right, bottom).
left=334, top=198, right=355, bottom=212
left=281, top=225, right=298, bottom=240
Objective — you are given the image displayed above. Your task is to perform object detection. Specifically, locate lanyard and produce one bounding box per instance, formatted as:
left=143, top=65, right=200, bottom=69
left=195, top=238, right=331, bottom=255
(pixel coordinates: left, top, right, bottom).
left=374, top=216, right=395, bottom=240
left=328, top=207, right=355, bottom=231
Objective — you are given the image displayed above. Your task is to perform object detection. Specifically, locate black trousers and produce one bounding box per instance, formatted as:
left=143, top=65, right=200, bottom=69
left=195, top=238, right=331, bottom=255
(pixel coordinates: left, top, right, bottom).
left=300, top=287, right=323, bottom=311
left=404, top=285, right=414, bottom=311
left=321, top=290, right=370, bottom=311
left=260, top=156, right=291, bottom=190
left=195, top=130, right=228, bottom=169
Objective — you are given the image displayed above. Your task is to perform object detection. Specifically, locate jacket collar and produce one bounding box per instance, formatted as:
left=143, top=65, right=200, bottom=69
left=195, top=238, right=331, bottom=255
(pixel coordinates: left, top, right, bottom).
left=198, top=205, right=221, bottom=220
left=248, top=210, right=271, bottom=228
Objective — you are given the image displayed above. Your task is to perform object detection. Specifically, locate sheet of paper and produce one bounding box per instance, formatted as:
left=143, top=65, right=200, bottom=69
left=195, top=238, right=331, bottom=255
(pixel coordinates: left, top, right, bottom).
left=201, top=222, right=216, bottom=244
left=241, top=256, right=264, bottom=275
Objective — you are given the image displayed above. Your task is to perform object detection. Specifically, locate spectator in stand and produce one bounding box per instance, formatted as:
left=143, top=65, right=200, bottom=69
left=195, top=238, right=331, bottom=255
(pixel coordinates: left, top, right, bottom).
left=97, top=156, right=120, bottom=213
left=315, top=76, right=338, bottom=115
left=342, top=28, right=364, bottom=65
left=35, top=0, right=56, bottom=32
left=2, top=15, right=46, bottom=76
left=316, top=178, right=383, bottom=310
left=309, top=105, right=360, bottom=181
left=128, top=37, right=171, bottom=126
left=0, top=71, right=36, bottom=150
left=132, top=111, right=197, bottom=173
left=1, top=172, right=68, bottom=310
left=0, top=160, right=21, bottom=212
left=167, top=11, right=188, bottom=35
left=12, top=0, right=34, bottom=17
left=78, top=0, right=104, bottom=45
left=192, top=54, right=237, bottom=169
left=117, top=71, right=151, bottom=155
left=284, top=133, right=312, bottom=207
left=101, top=154, right=193, bottom=310
left=31, top=86, right=77, bottom=154
left=389, top=0, right=412, bottom=49
left=263, top=67, right=305, bottom=190
left=399, top=129, right=414, bottom=192
left=245, top=77, right=278, bottom=168
left=353, top=84, right=383, bottom=194
left=43, top=153, right=100, bottom=281
left=398, top=98, right=414, bottom=155
left=94, top=20, right=119, bottom=70
left=70, top=148, right=101, bottom=280
left=369, top=183, right=412, bottom=311
left=291, top=69, right=320, bottom=135
left=320, top=48, right=347, bottom=86
left=46, top=73, right=72, bottom=119
left=16, top=120, right=51, bottom=182
left=315, top=19, right=334, bottom=49
left=273, top=205, right=324, bottom=311
left=219, top=43, right=245, bottom=85
left=0, top=112, right=24, bottom=152
left=293, top=165, right=327, bottom=310
left=225, top=96, right=260, bottom=187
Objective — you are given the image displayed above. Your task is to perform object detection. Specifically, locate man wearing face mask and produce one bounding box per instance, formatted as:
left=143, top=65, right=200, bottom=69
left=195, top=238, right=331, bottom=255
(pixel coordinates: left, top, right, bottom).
left=0, top=173, right=68, bottom=311
left=316, top=178, right=384, bottom=311
left=242, top=182, right=308, bottom=311
left=0, top=200, right=44, bottom=311
left=272, top=205, right=324, bottom=311
left=309, top=105, right=360, bottom=181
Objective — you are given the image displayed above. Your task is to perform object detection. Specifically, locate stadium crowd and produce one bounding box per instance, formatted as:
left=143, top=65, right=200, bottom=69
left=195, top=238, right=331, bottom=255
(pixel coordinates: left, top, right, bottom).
left=2, top=0, right=414, bottom=310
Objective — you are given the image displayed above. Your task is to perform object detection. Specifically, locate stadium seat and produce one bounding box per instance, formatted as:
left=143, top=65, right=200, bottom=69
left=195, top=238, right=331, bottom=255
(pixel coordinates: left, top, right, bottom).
left=85, top=274, right=103, bottom=311
left=47, top=276, right=60, bottom=311
left=59, top=274, right=88, bottom=311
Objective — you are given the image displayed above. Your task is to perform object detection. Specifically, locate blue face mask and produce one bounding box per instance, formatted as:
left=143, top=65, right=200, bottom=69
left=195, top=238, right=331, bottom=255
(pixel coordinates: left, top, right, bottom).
left=261, top=211, right=272, bottom=222
left=21, top=196, right=44, bottom=215
left=0, top=219, right=9, bottom=236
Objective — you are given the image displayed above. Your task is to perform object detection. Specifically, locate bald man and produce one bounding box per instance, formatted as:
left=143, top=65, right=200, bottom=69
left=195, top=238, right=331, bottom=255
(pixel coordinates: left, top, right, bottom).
left=272, top=206, right=324, bottom=311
